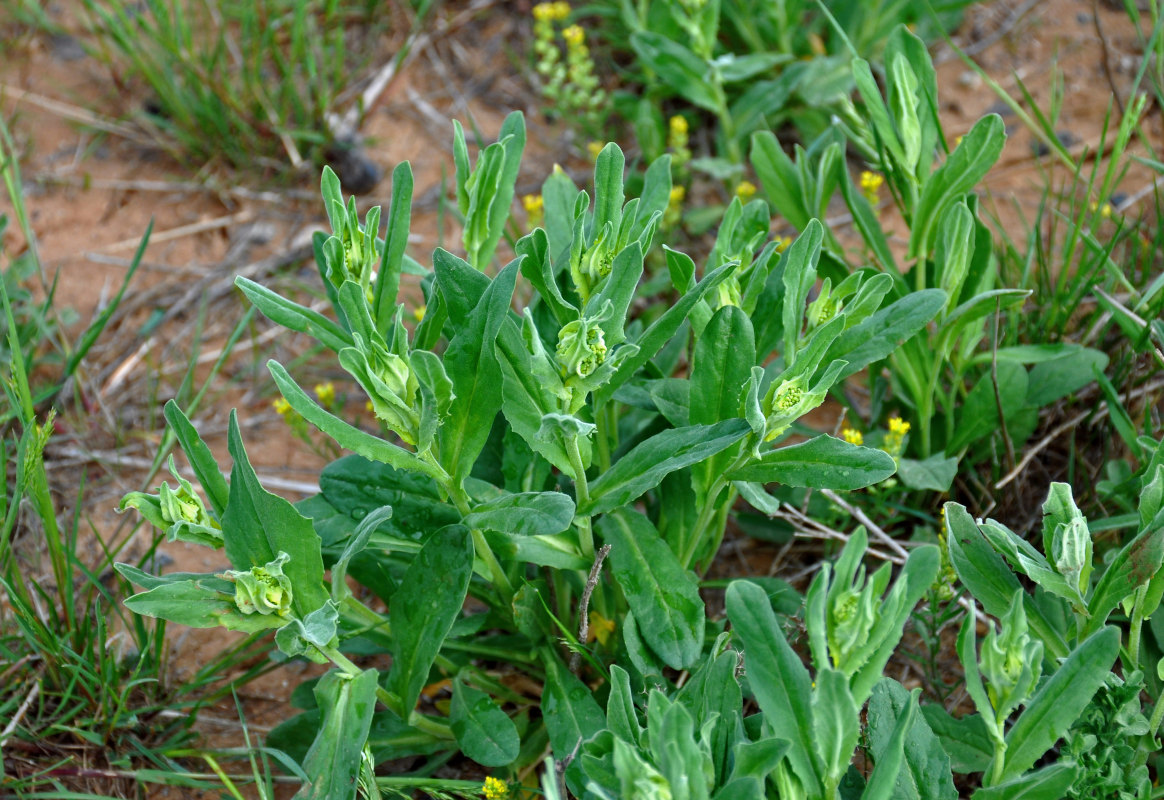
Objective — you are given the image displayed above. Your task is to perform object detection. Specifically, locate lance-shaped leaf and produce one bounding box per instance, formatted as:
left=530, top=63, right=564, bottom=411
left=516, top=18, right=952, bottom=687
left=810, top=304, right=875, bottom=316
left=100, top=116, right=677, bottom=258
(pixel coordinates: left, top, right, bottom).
left=388, top=525, right=473, bottom=715
left=581, top=419, right=751, bottom=515
left=451, top=678, right=520, bottom=767
left=542, top=649, right=606, bottom=795
left=826, top=289, right=947, bottom=381
left=728, top=435, right=896, bottom=490
left=440, top=258, right=520, bottom=484
left=463, top=491, right=575, bottom=536
left=236, top=276, right=353, bottom=354
left=1083, top=519, right=1164, bottom=638
left=295, top=669, right=380, bottom=800
left=691, top=306, right=756, bottom=497
left=812, top=668, right=860, bottom=787
left=372, top=161, right=414, bottom=330
left=994, top=625, right=1120, bottom=783
left=599, top=509, right=705, bottom=670
left=116, top=566, right=285, bottom=633
left=868, top=679, right=957, bottom=800
left=726, top=580, right=823, bottom=795
left=163, top=400, right=229, bottom=516
left=222, top=412, right=328, bottom=619
left=971, top=763, right=1079, bottom=800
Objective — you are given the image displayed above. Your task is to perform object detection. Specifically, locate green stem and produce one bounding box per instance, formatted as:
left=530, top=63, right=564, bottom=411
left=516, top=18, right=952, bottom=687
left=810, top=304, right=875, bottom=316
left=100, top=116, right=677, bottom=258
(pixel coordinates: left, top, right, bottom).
left=448, top=483, right=514, bottom=603
left=595, top=401, right=614, bottom=473
left=566, top=435, right=595, bottom=559
left=989, top=728, right=1008, bottom=787
left=1130, top=584, right=1149, bottom=667
left=681, top=476, right=728, bottom=570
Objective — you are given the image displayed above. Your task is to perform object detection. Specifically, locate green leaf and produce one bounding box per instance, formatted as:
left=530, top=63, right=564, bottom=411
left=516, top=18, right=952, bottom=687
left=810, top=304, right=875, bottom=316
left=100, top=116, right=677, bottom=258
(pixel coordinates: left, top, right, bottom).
left=596, top=261, right=737, bottom=408
left=373, top=161, right=414, bottom=330
left=996, top=626, right=1120, bottom=782
left=236, top=276, right=352, bottom=354
left=812, top=669, right=860, bottom=785
left=897, top=454, right=958, bottom=491
left=782, top=219, right=825, bottom=359
left=971, top=763, right=1079, bottom=800
left=222, top=412, right=328, bottom=618
left=827, top=289, right=947, bottom=380
left=581, top=420, right=751, bottom=515
left=909, top=114, right=1005, bottom=259
left=294, top=669, right=380, bottom=800
left=163, top=400, right=229, bottom=517
left=318, top=455, right=458, bottom=543
left=463, top=491, right=575, bottom=536
left=726, top=580, right=822, bottom=795
left=541, top=650, right=606, bottom=795
left=750, top=131, right=810, bottom=230
left=593, top=143, right=625, bottom=238
left=728, top=435, right=897, bottom=489
left=450, top=678, right=520, bottom=767
left=691, top=306, right=756, bottom=494
left=599, top=510, right=705, bottom=670
left=268, top=360, right=444, bottom=481
left=629, top=32, right=718, bottom=112
left=118, top=570, right=280, bottom=631
left=868, top=680, right=956, bottom=800
left=440, top=258, right=520, bottom=484
left=945, top=503, right=1068, bottom=659
left=860, top=684, right=918, bottom=800
left=947, top=362, right=1029, bottom=453
left=1025, top=346, right=1109, bottom=407
left=1083, top=520, right=1164, bottom=638
left=388, top=525, right=473, bottom=715
left=918, top=705, right=992, bottom=774
left=605, top=665, right=642, bottom=745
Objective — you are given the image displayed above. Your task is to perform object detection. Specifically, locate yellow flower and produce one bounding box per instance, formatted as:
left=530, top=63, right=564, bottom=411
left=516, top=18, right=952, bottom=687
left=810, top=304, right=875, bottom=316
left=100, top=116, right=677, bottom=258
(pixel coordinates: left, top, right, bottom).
left=669, top=114, right=689, bottom=139
left=882, top=416, right=910, bottom=460
left=273, top=397, right=291, bottom=416
left=842, top=427, right=864, bottom=446
left=587, top=141, right=603, bottom=162
left=562, top=24, right=585, bottom=47
left=522, top=193, right=545, bottom=228
left=774, top=235, right=793, bottom=253
left=589, top=610, right=616, bottom=645
left=1089, top=200, right=1112, bottom=218
left=859, top=170, right=883, bottom=205
left=734, top=180, right=757, bottom=201
left=313, top=382, right=336, bottom=407
left=669, top=185, right=686, bottom=206
left=483, top=776, right=509, bottom=800
left=532, top=1, right=570, bottom=22
left=413, top=304, right=426, bottom=322
left=888, top=416, right=910, bottom=436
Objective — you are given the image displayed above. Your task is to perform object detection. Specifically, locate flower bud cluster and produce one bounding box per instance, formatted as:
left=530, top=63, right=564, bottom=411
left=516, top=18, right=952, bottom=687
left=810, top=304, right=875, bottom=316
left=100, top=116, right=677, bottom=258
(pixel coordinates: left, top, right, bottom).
left=224, top=552, right=294, bottom=617
left=532, top=2, right=606, bottom=132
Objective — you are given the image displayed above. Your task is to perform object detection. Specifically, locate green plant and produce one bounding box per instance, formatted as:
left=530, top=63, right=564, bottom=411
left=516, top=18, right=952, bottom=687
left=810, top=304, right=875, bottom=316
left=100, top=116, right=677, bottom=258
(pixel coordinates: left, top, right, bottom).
left=113, top=105, right=949, bottom=796
left=581, top=0, right=974, bottom=176
left=77, top=0, right=397, bottom=175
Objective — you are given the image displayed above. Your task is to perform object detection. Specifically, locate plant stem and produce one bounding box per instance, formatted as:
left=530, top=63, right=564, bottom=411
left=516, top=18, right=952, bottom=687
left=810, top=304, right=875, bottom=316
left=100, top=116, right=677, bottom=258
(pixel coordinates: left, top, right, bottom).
left=566, top=435, right=595, bottom=559
left=448, top=483, right=514, bottom=603
left=681, top=476, right=729, bottom=569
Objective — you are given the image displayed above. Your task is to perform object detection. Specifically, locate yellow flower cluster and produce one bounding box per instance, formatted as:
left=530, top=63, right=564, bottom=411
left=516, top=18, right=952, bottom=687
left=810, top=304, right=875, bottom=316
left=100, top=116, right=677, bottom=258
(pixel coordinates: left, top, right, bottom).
left=483, top=776, right=509, bottom=800
left=882, top=416, right=910, bottom=459
left=842, top=427, right=864, bottom=446
left=532, top=1, right=570, bottom=21
left=735, top=180, right=757, bottom=202
left=668, top=114, right=691, bottom=168
left=664, top=184, right=686, bottom=228
left=859, top=170, right=883, bottom=205
left=313, top=381, right=336, bottom=408
left=273, top=397, right=292, bottom=416
left=522, top=193, right=545, bottom=229
left=1090, top=200, right=1113, bottom=218
left=587, top=141, right=603, bottom=162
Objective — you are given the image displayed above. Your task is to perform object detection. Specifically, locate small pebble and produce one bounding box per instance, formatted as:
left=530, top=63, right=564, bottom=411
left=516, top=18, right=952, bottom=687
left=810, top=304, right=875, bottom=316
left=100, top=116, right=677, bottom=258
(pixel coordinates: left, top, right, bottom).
left=325, top=140, right=382, bottom=195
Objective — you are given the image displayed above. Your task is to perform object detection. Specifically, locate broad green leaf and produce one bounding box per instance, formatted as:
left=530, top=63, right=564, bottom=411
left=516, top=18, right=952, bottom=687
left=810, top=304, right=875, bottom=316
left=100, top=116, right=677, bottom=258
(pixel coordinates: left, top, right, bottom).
left=593, top=143, right=625, bottom=238
left=996, top=625, right=1120, bottom=782
left=1024, top=346, right=1109, bottom=408
left=222, top=412, right=328, bottom=618
left=947, top=362, right=1029, bottom=453
left=330, top=506, right=393, bottom=604
left=729, top=738, right=790, bottom=786
left=440, top=258, right=520, bottom=484
left=971, top=763, right=1079, bottom=800
left=909, top=114, right=1005, bottom=259
left=275, top=602, right=339, bottom=662
left=726, top=580, right=822, bottom=795
left=897, top=454, right=958, bottom=491
left=937, top=289, right=1029, bottom=350
left=599, top=510, right=705, bottom=670
left=945, top=502, right=1068, bottom=659
left=828, top=289, right=947, bottom=381
left=782, top=219, right=825, bottom=359
left=978, top=520, right=1084, bottom=610
left=542, top=650, right=606, bottom=795
left=750, top=131, right=810, bottom=230
left=318, top=455, right=458, bottom=543
left=728, top=435, right=896, bottom=490
left=450, top=678, right=520, bottom=767
left=118, top=571, right=282, bottom=632
left=463, top=491, right=575, bottom=536
left=868, top=680, right=956, bottom=800
left=434, top=247, right=490, bottom=323
left=517, top=229, right=576, bottom=326
left=918, top=705, right=992, bottom=774
left=163, top=400, right=229, bottom=516
left=295, top=669, right=380, bottom=800
left=581, top=420, right=751, bottom=515
left=606, top=665, right=642, bottom=745
left=268, top=360, right=444, bottom=481
left=388, top=525, right=473, bottom=715
left=860, top=685, right=919, bottom=800
left=482, top=529, right=587, bottom=570
left=691, top=305, right=756, bottom=494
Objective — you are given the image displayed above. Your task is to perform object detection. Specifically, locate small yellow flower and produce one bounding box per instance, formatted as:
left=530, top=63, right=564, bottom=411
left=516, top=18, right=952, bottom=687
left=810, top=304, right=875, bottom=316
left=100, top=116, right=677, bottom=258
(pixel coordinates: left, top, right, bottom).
left=522, top=193, right=545, bottom=228
left=774, top=235, right=793, bottom=253
left=413, top=304, right=426, bottom=322
left=589, top=610, right=616, bottom=646
left=859, top=170, right=884, bottom=205
left=1089, top=200, right=1113, bottom=218
left=881, top=416, right=910, bottom=461
left=888, top=416, right=910, bottom=436
left=562, top=24, right=585, bottom=47
left=954, top=135, right=964, bottom=146
left=313, top=382, right=336, bottom=407
left=273, top=397, right=291, bottom=416
left=842, top=427, right=864, bottom=446
left=483, top=776, right=509, bottom=800
left=586, top=141, right=603, bottom=162
left=669, top=114, right=689, bottom=139
left=735, top=180, right=757, bottom=201
left=533, top=1, right=570, bottom=22
left=669, top=185, right=686, bottom=206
